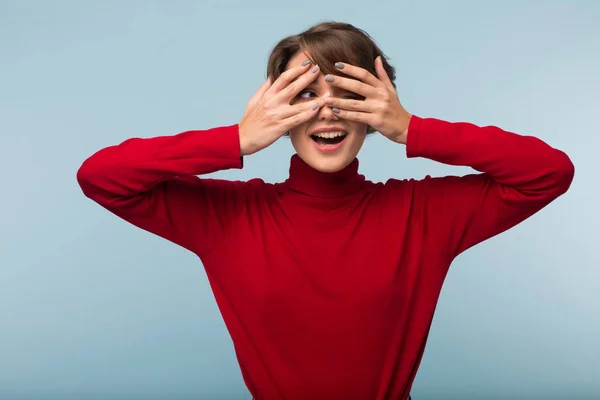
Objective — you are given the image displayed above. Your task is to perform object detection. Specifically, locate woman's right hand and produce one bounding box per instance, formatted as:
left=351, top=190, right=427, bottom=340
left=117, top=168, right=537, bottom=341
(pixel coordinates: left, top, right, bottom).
left=238, top=61, right=325, bottom=156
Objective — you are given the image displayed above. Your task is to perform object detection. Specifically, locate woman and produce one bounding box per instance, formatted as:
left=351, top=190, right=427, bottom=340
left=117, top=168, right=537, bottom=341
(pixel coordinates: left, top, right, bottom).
left=77, top=21, right=574, bottom=400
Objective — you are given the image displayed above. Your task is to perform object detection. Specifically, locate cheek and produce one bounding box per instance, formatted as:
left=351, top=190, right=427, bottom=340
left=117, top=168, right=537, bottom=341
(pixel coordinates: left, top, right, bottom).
left=288, top=126, right=309, bottom=148
left=288, top=127, right=302, bottom=139
left=350, top=122, right=369, bottom=136
left=289, top=121, right=310, bottom=137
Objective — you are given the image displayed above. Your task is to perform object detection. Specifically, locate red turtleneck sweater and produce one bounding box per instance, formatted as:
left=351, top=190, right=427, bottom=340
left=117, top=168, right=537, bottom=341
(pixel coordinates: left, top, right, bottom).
left=77, top=115, right=573, bottom=400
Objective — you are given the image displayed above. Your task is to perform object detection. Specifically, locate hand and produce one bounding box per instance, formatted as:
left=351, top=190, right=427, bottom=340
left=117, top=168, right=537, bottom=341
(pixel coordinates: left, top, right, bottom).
left=238, top=61, right=326, bottom=156
left=323, top=56, right=412, bottom=144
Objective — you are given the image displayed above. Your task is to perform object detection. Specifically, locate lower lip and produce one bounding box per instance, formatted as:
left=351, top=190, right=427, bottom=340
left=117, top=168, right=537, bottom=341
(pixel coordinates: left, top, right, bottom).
left=312, top=137, right=346, bottom=153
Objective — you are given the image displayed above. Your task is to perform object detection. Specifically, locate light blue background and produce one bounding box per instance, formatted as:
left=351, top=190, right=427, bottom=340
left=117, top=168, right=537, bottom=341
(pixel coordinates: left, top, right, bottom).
left=1, top=1, right=598, bottom=399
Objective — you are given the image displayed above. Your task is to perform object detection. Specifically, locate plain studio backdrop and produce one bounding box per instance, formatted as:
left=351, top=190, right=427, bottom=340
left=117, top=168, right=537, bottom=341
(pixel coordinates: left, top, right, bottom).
left=1, top=1, right=598, bottom=399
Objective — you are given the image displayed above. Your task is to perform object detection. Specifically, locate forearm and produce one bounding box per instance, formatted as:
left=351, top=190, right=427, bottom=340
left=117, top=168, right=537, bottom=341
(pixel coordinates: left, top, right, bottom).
left=77, top=124, right=243, bottom=205
left=405, top=115, right=574, bottom=197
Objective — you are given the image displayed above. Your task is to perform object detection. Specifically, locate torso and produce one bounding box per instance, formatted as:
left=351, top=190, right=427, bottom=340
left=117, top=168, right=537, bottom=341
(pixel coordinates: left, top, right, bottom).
left=200, top=179, right=451, bottom=399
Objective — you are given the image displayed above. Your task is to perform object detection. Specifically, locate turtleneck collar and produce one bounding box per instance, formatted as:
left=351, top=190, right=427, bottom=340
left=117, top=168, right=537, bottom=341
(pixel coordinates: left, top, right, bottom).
left=283, top=154, right=366, bottom=198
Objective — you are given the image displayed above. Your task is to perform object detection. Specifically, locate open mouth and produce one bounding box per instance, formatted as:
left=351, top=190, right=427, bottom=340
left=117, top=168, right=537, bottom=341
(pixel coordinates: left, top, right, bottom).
left=310, top=132, right=347, bottom=146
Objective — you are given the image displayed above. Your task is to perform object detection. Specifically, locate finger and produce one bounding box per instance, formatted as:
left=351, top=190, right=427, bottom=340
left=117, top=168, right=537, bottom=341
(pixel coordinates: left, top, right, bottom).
left=324, top=74, right=377, bottom=98
left=277, top=66, right=321, bottom=102
left=329, top=107, right=374, bottom=125
left=280, top=100, right=323, bottom=131
left=249, top=77, right=273, bottom=105
left=277, top=64, right=321, bottom=101
left=267, top=60, right=313, bottom=95
left=374, top=56, right=395, bottom=92
left=333, top=62, right=385, bottom=89
left=324, top=96, right=376, bottom=113
left=279, top=97, right=325, bottom=119
left=259, top=76, right=273, bottom=96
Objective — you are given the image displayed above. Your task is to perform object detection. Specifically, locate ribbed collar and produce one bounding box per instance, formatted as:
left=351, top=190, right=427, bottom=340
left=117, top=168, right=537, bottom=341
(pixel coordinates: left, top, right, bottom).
left=283, top=154, right=365, bottom=198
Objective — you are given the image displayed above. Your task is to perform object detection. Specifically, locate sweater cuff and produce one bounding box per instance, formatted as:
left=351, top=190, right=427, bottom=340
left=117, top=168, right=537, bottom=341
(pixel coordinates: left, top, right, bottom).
left=405, top=115, right=424, bottom=158
left=405, top=116, right=455, bottom=160
left=199, top=123, right=244, bottom=169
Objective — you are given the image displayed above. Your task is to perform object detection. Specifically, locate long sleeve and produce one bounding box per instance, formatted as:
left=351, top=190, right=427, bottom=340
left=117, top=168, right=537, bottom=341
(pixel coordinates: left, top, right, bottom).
left=76, top=124, right=246, bottom=257
left=405, top=115, right=574, bottom=260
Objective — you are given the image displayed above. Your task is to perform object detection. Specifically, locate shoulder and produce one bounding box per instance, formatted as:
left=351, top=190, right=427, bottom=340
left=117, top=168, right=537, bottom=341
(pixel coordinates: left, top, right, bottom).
left=366, top=175, right=448, bottom=206
left=368, top=177, right=418, bottom=196
left=163, top=175, right=275, bottom=199
left=377, top=173, right=492, bottom=209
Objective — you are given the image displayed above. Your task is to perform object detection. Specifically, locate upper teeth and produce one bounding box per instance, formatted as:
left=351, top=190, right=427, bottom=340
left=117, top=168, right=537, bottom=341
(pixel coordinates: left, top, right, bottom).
left=314, top=131, right=346, bottom=138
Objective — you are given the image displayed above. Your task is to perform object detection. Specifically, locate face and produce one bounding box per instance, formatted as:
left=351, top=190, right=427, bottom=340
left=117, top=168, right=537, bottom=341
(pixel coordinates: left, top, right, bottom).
left=286, top=51, right=368, bottom=173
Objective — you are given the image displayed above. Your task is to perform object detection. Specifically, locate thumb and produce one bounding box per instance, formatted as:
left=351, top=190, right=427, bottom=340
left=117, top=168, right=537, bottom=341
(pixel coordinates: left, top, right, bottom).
left=375, top=56, right=395, bottom=92
left=249, top=76, right=272, bottom=105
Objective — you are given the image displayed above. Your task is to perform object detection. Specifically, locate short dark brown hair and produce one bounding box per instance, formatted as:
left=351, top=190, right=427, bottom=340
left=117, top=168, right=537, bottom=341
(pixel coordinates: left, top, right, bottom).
left=266, top=21, right=396, bottom=134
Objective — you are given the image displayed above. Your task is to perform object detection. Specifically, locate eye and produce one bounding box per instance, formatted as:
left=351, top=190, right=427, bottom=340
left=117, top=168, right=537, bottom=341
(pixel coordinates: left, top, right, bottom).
left=297, top=90, right=315, bottom=99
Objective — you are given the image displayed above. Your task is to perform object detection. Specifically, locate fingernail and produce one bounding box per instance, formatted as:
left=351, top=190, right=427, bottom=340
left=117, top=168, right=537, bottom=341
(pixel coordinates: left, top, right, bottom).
left=302, top=59, right=311, bottom=66
left=325, top=75, right=334, bottom=82
left=335, top=62, right=344, bottom=69
left=311, top=65, right=320, bottom=73
left=332, top=107, right=340, bottom=114
left=312, top=102, right=319, bottom=110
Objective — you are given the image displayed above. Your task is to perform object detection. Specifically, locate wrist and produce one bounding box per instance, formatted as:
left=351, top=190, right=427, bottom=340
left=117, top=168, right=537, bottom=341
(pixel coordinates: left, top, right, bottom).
left=238, top=125, right=253, bottom=156
left=394, top=114, right=412, bottom=145
left=395, top=132, right=408, bottom=145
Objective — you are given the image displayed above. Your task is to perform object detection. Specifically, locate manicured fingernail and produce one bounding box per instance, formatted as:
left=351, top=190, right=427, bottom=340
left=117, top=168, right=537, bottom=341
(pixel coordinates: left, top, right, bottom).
left=311, top=65, right=320, bottom=73
left=335, top=62, right=344, bottom=69
left=312, top=102, right=319, bottom=110
left=325, top=75, right=334, bottom=82
left=332, top=107, right=340, bottom=114
left=302, top=59, right=311, bottom=66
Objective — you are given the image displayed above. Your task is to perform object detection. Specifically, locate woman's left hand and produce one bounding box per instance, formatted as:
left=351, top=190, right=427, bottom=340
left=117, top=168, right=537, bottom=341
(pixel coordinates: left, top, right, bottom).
left=323, top=56, right=412, bottom=144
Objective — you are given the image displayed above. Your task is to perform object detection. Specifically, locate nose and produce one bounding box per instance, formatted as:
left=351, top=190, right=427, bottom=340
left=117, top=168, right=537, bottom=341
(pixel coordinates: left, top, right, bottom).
left=317, top=92, right=340, bottom=121
left=317, top=105, right=340, bottom=121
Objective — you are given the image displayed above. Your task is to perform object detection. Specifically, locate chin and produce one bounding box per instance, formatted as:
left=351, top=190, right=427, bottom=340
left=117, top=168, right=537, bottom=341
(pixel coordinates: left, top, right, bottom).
left=290, top=130, right=366, bottom=172
left=296, top=141, right=358, bottom=173
left=304, top=156, right=353, bottom=173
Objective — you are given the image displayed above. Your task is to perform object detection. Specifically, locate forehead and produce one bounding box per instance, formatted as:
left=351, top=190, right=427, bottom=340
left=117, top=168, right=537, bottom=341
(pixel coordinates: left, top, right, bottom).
left=286, top=51, right=356, bottom=92
left=286, top=51, right=312, bottom=69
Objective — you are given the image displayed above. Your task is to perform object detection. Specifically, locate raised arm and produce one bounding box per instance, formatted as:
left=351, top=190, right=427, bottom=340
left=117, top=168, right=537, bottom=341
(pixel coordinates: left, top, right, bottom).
left=76, top=125, right=246, bottom=257
left=406, top=115, right=574, bottom=258
left=77, top=61, right=331, bottom=257
left=322, top=57, right=574, bottom=259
